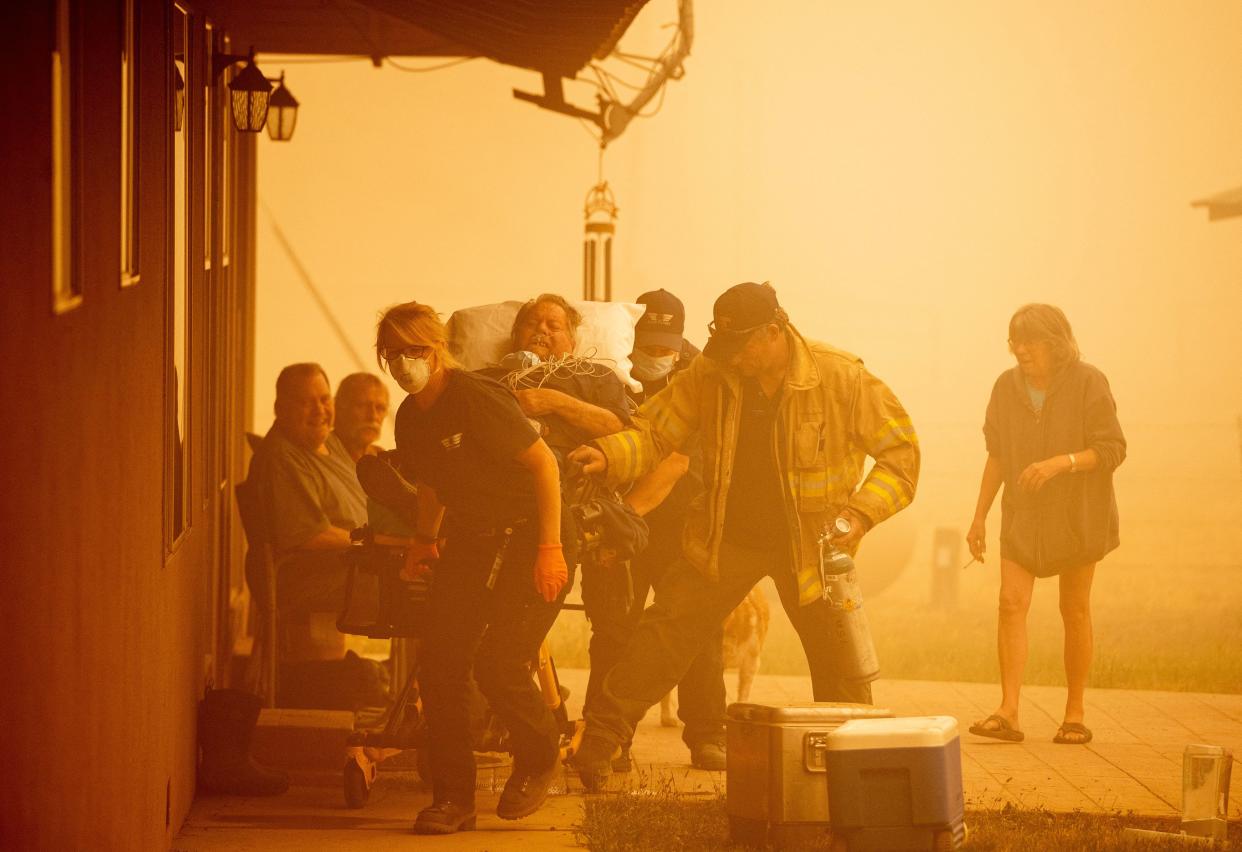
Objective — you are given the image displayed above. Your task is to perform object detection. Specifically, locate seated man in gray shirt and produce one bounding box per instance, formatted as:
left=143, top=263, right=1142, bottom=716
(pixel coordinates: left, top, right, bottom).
left=249, top=362, right=368, bottom=615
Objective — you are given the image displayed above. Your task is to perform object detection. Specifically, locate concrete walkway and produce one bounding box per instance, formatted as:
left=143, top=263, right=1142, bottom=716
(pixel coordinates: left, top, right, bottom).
left=174, top=670, right=1241, bottom=850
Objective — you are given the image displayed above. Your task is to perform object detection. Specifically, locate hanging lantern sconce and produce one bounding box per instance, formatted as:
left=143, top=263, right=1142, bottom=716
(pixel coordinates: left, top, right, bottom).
left=212, top=48, right=300, bottom=139
left=227, top=51, right=273, bottom=133
left=265, top=72, right=299, bottom=141
left=583, top=181, right=617, bottom=302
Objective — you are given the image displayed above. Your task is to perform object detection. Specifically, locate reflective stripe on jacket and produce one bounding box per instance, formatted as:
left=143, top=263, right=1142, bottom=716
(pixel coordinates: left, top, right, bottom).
left=595, top=325, right=920, bottom=604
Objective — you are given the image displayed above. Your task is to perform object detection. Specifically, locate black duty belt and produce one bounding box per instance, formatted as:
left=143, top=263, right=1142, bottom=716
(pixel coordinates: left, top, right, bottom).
left=447, top=516, right=531, bottom=540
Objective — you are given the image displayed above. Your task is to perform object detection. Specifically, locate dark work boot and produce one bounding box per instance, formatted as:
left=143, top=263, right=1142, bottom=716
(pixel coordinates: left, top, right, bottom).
left=496, top=760, right=561, bottom=820
left=611, top=745, right=633, bottom=773
left=689, top=741, right=726, bottom=771
left=413, top=801, right=477, bottom=834
left=570, top=735, right=616, bottom=793
left=197, top=689, right=290, bottom=796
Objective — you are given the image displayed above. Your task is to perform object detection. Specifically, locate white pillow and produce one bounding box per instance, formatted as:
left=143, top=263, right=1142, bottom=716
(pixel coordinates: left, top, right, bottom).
left=446, top=299, right=645, bottom=392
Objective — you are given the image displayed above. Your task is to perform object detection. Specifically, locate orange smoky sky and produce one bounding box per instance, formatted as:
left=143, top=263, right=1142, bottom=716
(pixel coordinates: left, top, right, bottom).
left=254, top=0, right=1242, bottom=575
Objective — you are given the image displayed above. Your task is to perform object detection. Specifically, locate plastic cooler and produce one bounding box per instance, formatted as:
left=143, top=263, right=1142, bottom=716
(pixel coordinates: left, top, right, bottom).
left=825, top=716, right=966, bottom=852
left=726, top=702, right=894, bottom=847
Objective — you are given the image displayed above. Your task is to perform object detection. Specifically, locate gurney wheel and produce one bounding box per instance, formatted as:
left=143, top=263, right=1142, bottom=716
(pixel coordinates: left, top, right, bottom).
left=343, top=759, right=370, bottom=809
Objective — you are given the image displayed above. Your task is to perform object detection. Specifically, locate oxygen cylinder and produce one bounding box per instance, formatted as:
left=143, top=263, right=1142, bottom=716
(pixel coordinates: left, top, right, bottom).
left=819, top=518, right=880, bottom=681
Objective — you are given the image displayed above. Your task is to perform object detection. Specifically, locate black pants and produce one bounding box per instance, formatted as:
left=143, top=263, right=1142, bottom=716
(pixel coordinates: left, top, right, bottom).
left=420, top=517, right=577, bottom=806
left=582, top=547, right=726, bottom=750
left=584, top=539, right=873, bottom=749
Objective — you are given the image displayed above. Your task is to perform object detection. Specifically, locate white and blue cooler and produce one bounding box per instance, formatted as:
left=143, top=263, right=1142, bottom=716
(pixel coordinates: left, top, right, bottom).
left=825, top=716, right=966, bottom=851
left=726, top=702, right=894, bottom=847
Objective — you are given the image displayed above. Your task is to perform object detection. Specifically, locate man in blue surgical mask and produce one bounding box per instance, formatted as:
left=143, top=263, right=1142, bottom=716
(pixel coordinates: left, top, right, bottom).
left=627, top=289, right=698, bottom=397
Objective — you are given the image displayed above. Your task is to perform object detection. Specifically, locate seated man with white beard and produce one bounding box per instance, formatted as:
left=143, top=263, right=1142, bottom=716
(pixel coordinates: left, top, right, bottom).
left=332, top=372, right=390, bottom=463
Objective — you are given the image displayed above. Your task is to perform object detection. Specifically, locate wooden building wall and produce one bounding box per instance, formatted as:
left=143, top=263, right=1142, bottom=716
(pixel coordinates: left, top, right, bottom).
left=0, top=1, right=256, bottom=846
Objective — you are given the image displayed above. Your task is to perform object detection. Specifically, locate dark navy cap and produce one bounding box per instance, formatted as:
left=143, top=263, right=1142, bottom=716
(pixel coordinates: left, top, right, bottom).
left=634, top=289, right=686, bottom=351
left=702, top=282, right=780, bottom=361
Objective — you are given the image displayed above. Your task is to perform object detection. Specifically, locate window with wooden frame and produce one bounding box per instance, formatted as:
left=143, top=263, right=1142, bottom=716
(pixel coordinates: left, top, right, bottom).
left=219, top=34, right=233, bottom=268
left=168, top=3, right=192, bottom=548
left=203, top=21, right=213, bottom=273
left=51, top=0, right=81, bottom=313
left=202, top=17, right=220, bottom=507
left=208, top=28, right=235, bottom=495
left=120, top=0, right=140, bottom=287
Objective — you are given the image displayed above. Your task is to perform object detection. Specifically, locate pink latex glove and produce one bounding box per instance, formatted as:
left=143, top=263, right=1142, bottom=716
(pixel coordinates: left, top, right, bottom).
left=533, top=544, right=568, bottom=602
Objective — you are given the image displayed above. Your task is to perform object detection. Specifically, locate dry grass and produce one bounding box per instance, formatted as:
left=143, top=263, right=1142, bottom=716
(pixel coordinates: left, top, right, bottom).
left=576, top=788, right=1241, bottom=852
left=548, top=561, right=1242, bottom=695
left=575, top=777, right=742, bottom=852
left=864, top=559, right=1242, bottom=694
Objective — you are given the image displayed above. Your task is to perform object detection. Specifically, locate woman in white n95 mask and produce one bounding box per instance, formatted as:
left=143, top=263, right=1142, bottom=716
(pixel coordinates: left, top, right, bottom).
left=374, top=300, right=577, bottom=834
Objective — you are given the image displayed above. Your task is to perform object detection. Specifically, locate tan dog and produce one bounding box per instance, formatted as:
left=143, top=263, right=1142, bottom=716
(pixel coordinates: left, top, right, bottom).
left=660, top=584, right=771, bottom=725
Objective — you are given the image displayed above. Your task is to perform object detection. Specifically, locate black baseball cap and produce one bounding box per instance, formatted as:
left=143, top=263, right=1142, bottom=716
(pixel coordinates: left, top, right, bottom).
left=634, top=289, right=686, bottom=351
left=702, top=282, right=781, bottom=361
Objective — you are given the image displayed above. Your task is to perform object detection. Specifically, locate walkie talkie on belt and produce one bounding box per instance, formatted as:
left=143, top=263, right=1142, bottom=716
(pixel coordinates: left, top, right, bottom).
left=486, top=527, right=515, bottom=590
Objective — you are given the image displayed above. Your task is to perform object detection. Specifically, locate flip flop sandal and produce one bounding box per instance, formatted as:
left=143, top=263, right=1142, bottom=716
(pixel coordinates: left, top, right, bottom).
left=968, top=714, right=1025, bottom=742
left=1053, top=722, right=1093, bottom=745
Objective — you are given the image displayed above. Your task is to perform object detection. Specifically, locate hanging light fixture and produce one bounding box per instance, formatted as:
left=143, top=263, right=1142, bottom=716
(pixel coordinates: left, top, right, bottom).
left=582, top=180, right=617, bottom=302
left=173, top=62, right=186, bottom=132
left=226, top=50, right=272, bottom=133
left=265, top=72, right=299, bottom=142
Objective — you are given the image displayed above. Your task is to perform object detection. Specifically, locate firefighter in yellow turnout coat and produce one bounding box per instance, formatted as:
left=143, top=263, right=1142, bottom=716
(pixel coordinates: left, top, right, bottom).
left=568, top=282, right=919, bottom=789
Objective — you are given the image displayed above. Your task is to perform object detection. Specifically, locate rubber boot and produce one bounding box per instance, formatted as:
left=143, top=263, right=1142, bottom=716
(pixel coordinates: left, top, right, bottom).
left=198, top=688, right=290, bottom=795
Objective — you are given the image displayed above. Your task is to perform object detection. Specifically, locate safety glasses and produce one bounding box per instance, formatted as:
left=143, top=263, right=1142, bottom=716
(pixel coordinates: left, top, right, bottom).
left=380, top=344, right=433, bottom=362
left=706, top=320, right=766, bottom=338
